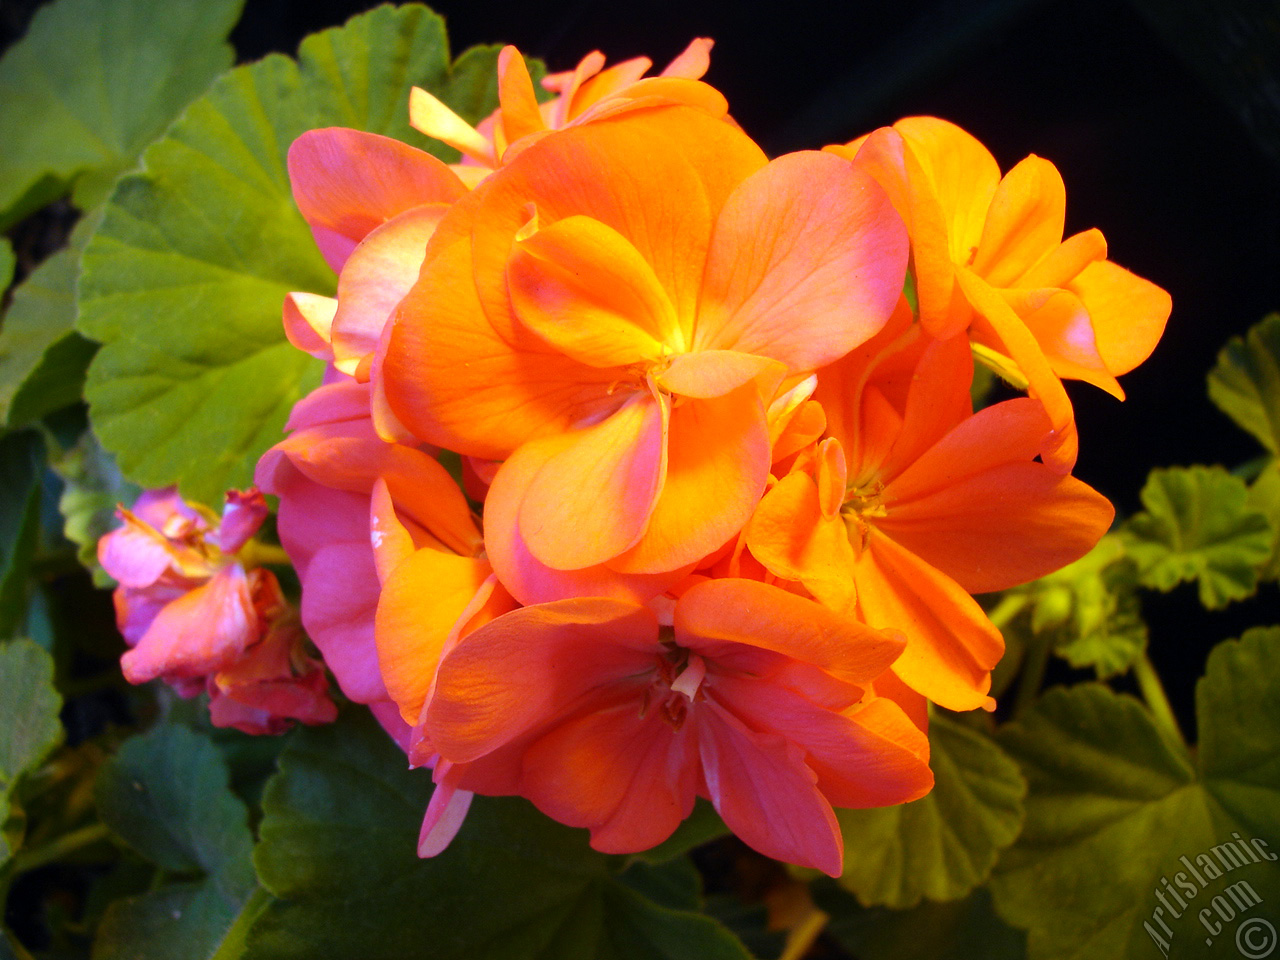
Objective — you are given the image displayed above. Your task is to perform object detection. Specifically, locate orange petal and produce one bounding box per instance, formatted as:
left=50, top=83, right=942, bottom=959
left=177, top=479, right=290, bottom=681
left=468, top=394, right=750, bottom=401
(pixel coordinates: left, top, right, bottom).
left=288, top=128, right=466, bottom=272
left=970, top=155, right=1065, bottom=288
left=470, top=110, right=733, bottom=343
left=710, top=676, right=932, bottom=809
left=956, top=268, right=1078, bottom=471
left=574, top=78, right=730, bottom=127
left=879, top=460, right=1115, bottom=594
left=270, top=418, right=480, bottom=557
left=497, top=46, right=546, bottom=149
left=675, top=578, right=903, bottom=683
left=384, top=235, right=620, bottom=459
left=507, top=214, right=679, bottom=365
left=842, top=129, right=966, bottom=339
left=520, top=689, right=697, bottom=854
left=893, top=117, right=1001, bottom=267
left=853, top=532, right=1002, bottom=711
left=770, top=395, right=826, bottom=465
left=543, top=50, right=607, bottom=127
left=609, top=381, right=770, bottom=574
left=375, top=547, right=496, bottom=724
left=1068, top=259, right=1171, bottom=376
left=695, top=150, right=907, bottom=372
left=331, top=203, right=450, bottom=375
left=519, top=391, right=668, bottom=570
left=427, top=598, right=659, bottom=762
left=1020, top=228, right=1107, bottom=289
left=408, top=87, right=496, bottom=166
left=483, top=431, right=689, bottom=604
left=1006, top=287, right=1124, bottom=399
left=654, top=350, right=786, bottom=400
left=744, top=471, right=857, bottom=611
left=883, top=396, right=1051, bottom=504
left=369, top=478, right=419, bottom=585
left=876, top=333, right=974, bottom=482
left=660, top=38, right=714, bottom=79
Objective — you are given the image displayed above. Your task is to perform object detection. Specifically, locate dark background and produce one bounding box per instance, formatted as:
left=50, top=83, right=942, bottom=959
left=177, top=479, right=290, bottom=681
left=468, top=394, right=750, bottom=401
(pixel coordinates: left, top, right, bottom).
left=5, top=0, right=1280, bottom=726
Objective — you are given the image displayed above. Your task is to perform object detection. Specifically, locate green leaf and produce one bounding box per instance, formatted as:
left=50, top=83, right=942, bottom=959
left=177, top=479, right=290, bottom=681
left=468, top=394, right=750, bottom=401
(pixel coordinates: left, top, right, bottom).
left=0, top=0, right=244, bottom=227
left=0, top=239, right=13, bottom=291
left=94, top=883, right=270, bottom=960
left=815, top=881, right=1025, bottom=960
left=0, top=431, right=44, bottom=637
left=77, top=6, right=513, bottom=504
left=1246, top=459, right=1280, bottom=581
left=1123, top=465, right=1273, bottom=609
left=93, top=725, right=258, bottom=960
left=633, top=799, right=728, bottom=864
left=1208, top=312, right=1280, bottom=455
left=991, top=631, right=1280, bottom=960
left=96, top=724, right=254, bottom=882
left=243, top=709, right=750, bottom=960
left=1015, top=536, right=1147, bottom=678
left=833, top=712, right=1026, bottom=908
left=0, top=639, right=63, bottom=865
left=0, top=213, right=102, bottom=428
left=49, top=429, right=141, bottom=587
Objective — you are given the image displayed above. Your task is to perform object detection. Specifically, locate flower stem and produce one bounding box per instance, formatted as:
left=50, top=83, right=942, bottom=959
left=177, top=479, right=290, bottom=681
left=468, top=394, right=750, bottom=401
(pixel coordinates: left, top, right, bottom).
left=238, top=542, right=292, bottom=568
left=1133, top=652, right=1186, bottom=748
left=1012, top=631, right=1051, bottom=719
left=779, top=906, right=828, bottom=960
left=9, top=822, right=111, bottom=875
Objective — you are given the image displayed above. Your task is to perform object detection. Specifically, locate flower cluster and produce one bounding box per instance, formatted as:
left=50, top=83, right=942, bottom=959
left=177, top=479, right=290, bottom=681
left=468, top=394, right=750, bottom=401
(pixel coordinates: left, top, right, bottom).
left=107, top=40, right=1169, bottom=875
left=100, top=488, right=336, bottom=734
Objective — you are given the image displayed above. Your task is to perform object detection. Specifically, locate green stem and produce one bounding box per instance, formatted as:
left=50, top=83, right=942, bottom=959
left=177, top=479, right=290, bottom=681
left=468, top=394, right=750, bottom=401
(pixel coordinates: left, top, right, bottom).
left=779, top=906, right=828, bottom=960
left=238, top=542, right=293, bottom=568
left=1012, top=632, right=1051, bottom=719
left=2, top=931, right=38, bottom=960
left=1134, top=652, right=1186, bottom=748
left=209, top=886, right=273, bottom=960
left=986, top=593, right=1027, bottom=631
left=9, top=822, right=111, bottom=875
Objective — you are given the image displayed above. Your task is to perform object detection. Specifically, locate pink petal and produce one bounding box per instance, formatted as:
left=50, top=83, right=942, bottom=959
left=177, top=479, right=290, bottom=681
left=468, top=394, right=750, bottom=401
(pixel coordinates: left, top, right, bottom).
left=696, top=705, right=843, bottom=876
left=120, top=565, right=257, bottom=684
left=330, top=203, right=452, bottom=376
left=288, top=128, right=466, bottom=273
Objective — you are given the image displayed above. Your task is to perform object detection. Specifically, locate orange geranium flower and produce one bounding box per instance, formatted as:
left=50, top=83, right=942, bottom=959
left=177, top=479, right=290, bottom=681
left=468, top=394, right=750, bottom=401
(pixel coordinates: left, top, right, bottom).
left=828, top=117, right=1171, bottom=470
left=409, top=39, right=723, bottom=185
left=380, top=105, right=907, bottom=594
left=746, top=305, right=1114, bottom=710
left=415, top=578, right=932, bottom=875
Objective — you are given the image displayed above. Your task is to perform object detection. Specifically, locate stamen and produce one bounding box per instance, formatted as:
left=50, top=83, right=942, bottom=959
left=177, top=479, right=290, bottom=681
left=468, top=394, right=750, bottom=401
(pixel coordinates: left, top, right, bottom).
left=670, top=654, right=706, bottom=701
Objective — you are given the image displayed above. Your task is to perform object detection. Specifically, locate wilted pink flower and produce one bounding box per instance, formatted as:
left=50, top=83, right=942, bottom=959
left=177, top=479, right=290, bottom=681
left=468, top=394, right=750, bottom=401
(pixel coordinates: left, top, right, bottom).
left=99, top=487, right=336, bottom=734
